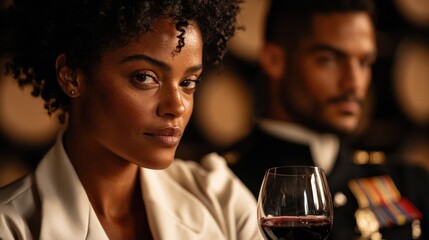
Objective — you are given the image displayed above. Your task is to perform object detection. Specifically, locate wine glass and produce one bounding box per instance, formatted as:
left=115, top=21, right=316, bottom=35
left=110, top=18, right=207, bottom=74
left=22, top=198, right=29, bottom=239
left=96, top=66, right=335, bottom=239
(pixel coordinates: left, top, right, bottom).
left=257, top=166, right=333, bottom=240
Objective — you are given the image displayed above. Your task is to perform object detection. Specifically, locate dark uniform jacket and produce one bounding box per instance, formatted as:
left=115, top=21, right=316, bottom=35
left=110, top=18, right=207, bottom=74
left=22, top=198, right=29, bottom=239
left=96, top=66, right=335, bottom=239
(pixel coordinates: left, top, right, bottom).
left=222, top=125, right=429, bottom=240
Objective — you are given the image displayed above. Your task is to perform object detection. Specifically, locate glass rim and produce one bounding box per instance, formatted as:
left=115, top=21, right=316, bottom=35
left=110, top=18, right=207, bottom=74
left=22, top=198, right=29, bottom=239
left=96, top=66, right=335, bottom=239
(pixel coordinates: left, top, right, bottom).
left=265, top=165, right=326, bottom=176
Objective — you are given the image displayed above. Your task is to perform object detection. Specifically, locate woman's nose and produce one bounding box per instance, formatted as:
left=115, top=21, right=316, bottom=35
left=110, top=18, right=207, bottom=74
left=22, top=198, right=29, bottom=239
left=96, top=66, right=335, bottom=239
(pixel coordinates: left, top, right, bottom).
left=156, top=86, right=186, bottom=118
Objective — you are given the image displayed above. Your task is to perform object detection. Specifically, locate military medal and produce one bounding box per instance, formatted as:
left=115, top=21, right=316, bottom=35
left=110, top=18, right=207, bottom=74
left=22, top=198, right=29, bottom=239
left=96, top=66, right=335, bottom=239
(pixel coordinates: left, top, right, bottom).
left=349, top=175, right=422, bottom=239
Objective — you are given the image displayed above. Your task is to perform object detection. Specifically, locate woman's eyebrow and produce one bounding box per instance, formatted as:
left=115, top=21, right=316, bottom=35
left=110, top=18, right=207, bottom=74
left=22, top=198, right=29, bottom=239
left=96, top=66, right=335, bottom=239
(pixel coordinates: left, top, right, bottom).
left=185, top=64, right=203, bottom=74
left=120, top=54, right=203, bottom=74
left=120, top=54, right=171, bottom=71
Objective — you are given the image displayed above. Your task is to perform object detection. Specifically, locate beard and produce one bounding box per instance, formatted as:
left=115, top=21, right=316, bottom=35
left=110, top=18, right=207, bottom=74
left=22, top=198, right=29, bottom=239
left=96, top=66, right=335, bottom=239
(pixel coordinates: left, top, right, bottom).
left=279, top=75, right=365, bottom=138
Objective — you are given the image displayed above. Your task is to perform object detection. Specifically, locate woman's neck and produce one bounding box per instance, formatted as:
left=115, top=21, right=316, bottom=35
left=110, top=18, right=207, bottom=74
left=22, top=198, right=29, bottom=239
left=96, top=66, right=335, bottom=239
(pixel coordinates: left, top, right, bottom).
left=62, top=127, right=152, bottom=238
left=62, top=127, right=142, bottom=217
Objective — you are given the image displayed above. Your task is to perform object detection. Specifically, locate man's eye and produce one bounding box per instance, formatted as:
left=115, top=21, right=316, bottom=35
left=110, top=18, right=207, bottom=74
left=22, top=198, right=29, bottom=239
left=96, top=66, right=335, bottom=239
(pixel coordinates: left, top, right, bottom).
left=360, top=58, right=375, bottom=68
left=317, top=56, right=336, bottom=64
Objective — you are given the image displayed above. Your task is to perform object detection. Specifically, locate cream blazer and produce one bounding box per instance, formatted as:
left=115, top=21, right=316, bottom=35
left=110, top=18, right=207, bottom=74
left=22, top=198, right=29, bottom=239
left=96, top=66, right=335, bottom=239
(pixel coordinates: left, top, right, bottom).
left=0, top=134, right=262, bottom=240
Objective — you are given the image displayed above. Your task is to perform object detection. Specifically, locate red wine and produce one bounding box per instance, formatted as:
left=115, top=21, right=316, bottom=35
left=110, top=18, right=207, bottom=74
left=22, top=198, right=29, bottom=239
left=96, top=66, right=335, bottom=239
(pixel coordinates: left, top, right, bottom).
left=259, top=216, right=332, bottom=240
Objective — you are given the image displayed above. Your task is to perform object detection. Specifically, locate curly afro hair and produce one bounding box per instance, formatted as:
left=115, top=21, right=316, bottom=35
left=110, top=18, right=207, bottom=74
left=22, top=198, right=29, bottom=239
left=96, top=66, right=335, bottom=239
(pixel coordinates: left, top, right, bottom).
left=1, top=0, right=241, bottom=123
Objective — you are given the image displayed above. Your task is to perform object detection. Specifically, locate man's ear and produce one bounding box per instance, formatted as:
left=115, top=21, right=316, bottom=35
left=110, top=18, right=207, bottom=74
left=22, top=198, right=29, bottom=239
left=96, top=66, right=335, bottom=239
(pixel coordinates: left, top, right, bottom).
left=55, top=53, right=83, bottom=97
left=259, top=42, right=286, bottom=82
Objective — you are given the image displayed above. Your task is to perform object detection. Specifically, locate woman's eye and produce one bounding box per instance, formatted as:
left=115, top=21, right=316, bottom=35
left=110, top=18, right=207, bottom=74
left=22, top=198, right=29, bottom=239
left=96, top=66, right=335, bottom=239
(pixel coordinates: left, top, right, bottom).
left=131, top=72, right=158, bottom=88
left=180, top=78, right=201, bottom=90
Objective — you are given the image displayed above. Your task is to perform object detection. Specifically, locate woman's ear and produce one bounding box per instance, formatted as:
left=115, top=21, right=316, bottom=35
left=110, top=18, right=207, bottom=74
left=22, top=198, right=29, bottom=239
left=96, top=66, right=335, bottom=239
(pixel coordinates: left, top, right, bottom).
left=259, top=42, right=286, bottom=82
left=55, top=54, right=83, bottom=97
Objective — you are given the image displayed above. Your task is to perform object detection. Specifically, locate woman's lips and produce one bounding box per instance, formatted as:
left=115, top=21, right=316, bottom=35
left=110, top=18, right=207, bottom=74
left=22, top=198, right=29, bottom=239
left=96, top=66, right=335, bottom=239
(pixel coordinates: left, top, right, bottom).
left=144, top=127, right=182, bottom=147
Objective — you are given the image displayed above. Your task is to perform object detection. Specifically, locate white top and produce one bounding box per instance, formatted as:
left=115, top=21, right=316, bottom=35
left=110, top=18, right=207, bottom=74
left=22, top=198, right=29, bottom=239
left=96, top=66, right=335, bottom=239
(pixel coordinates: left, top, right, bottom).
left=0, top=132, right=262, bottom=240
left=258, top=119, right=340, bottom=174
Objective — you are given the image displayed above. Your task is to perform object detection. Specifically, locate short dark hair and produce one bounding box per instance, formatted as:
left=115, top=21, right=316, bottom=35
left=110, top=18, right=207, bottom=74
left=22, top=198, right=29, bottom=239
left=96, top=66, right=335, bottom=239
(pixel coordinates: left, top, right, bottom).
left=253, top=0, right=375, bottom=118
left=264, top=0, right=375, bottom=48
left=1, top=0, right=241, bottom=122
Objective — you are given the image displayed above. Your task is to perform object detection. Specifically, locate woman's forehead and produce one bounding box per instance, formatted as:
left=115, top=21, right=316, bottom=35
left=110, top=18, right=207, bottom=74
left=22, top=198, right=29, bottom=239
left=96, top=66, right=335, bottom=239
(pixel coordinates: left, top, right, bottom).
left=95, top=18, right=203, bottom=70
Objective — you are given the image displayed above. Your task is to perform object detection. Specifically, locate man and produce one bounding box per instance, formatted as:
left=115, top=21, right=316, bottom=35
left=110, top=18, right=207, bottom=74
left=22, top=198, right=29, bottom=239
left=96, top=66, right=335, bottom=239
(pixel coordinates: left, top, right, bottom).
left=223, top=0, right=429, bottom=239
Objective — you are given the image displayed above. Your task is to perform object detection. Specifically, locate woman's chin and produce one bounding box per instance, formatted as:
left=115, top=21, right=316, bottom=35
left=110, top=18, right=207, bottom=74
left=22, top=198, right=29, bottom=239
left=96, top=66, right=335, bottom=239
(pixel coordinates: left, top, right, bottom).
left=138, top=153, right=175, bottom=170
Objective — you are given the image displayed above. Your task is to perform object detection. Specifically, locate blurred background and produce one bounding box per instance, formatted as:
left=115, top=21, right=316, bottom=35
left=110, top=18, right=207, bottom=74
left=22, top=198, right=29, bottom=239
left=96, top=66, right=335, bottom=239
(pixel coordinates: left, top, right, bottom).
left=0, top=0, right=428, bottom=187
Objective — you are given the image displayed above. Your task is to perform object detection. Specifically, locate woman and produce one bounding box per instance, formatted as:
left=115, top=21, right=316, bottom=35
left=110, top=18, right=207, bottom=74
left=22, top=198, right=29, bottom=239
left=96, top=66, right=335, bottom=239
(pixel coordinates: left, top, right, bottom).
left=0, top=0, right=262, bottom=239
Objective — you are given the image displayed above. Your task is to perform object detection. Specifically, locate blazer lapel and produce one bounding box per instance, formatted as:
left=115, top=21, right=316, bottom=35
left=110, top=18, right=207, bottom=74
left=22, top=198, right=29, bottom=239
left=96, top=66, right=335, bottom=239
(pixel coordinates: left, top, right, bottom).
left=140, top=168, right=226, bottom=240
left=35, top=136, right=108, bottom=240
left=35, top=132, right=226, bottom=239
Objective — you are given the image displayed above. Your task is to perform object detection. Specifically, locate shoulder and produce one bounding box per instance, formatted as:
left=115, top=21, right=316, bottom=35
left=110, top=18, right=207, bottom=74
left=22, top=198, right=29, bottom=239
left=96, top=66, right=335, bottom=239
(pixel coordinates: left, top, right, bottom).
left=168, top=152, right=258, bottom=209
left=165, top=153, right=262, bottom=239
left=167, top=152, right=253, bottom=197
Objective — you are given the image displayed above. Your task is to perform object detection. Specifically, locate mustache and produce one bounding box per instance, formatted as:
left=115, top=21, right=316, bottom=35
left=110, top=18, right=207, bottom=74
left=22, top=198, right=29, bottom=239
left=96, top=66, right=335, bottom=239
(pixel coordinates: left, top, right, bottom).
left=327, top=93, right=364, bottom=107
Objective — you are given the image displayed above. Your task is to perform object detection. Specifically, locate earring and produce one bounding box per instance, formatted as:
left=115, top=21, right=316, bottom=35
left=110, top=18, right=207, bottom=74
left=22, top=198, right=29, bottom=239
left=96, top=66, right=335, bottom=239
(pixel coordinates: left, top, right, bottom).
left=70, top=90, right=76, bottom=95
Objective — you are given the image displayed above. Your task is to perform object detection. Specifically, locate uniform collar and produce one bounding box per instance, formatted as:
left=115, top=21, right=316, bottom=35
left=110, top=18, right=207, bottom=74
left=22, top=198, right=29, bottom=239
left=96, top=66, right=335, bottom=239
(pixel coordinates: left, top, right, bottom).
left=258, top=119, right=339, bottom=174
